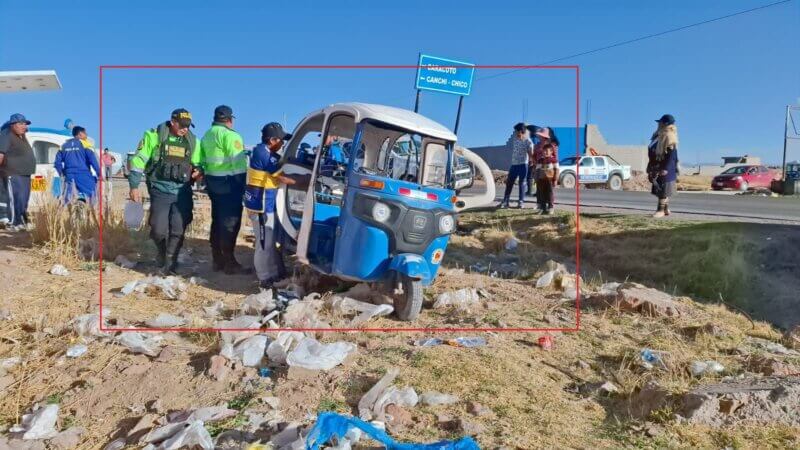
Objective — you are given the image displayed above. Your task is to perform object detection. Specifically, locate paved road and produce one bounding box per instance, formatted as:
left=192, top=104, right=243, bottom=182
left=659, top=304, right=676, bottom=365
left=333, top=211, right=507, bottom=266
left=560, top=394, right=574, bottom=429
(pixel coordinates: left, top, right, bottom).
left=464, top=184, right=800, bottom=223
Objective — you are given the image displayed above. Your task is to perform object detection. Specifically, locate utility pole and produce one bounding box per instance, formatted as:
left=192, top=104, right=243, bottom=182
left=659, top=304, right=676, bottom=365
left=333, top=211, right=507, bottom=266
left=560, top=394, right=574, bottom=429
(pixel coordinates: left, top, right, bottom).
left=782, top=105, right=789, bottom=182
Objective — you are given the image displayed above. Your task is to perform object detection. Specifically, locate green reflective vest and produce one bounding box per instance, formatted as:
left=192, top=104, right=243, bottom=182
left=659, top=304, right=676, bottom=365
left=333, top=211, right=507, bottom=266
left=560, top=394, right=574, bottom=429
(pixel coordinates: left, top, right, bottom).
left=200, top=123, right=247, bottom=177
left=129, top=123, right=202, bottom=195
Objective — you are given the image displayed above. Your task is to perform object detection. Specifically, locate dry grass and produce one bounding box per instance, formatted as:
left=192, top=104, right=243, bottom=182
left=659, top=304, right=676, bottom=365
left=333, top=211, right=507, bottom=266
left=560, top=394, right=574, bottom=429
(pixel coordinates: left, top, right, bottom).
left=29, top=194, right=134, bottom=265
left=677, top=174, right=715, bottom=191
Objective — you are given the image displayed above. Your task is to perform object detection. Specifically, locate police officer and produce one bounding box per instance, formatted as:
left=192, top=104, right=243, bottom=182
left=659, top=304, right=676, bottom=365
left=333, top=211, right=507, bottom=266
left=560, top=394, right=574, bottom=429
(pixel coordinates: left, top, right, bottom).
left=200, top=105, right=250, bottom=274
left=128, top=109, right=203, bottom=275
left=54, top=126, right=101, bottom=204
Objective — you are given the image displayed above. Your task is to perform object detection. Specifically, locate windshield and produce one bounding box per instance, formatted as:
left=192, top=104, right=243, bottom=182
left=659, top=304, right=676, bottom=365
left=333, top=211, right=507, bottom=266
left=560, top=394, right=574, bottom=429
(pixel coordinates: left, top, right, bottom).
left=722, top=166, right=750, bottom=175
left=354, top=119, right=451, bottom=187
left=560, top=157, right=578, bottom=166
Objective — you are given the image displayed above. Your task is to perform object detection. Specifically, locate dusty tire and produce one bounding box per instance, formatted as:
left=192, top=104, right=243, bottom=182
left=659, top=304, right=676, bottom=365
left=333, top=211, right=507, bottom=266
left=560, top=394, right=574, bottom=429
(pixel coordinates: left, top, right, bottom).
left=394, top=274, right=423, bottom=321
left=561, top=172, right=576, bottom=189
left=607, top=174, right=623, bottom=191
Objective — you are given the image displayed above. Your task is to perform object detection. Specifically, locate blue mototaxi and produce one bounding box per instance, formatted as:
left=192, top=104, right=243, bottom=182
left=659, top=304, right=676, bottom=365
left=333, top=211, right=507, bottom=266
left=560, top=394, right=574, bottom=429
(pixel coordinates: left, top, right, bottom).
left=275, top=103, right=493, bottom=321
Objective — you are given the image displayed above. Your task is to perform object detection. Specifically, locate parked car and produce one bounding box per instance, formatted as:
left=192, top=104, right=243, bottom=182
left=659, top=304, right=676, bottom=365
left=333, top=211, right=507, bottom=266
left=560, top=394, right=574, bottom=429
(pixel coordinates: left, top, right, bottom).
left=711, top=165, right=775, bottom=191
left=558, top=155, right=632, bottom=190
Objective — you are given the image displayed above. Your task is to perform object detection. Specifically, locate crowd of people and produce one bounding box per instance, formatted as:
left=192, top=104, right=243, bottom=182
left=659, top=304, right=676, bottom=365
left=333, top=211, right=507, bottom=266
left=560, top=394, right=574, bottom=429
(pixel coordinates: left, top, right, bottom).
left=499, top=122, right=561, bottom=213
left=498, top=114, right=679, bottom=218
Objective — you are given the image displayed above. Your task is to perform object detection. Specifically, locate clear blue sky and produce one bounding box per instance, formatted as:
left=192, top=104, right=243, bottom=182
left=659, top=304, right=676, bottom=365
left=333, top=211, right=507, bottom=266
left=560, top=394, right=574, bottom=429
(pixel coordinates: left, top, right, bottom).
left=1, top=0, right=798, bottom=164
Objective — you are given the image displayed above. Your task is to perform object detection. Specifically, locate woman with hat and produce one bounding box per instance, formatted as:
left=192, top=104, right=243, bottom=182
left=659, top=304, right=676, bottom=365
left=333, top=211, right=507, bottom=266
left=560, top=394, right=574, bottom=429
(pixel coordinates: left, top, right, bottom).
left=647, top=114, right=679, bottom=218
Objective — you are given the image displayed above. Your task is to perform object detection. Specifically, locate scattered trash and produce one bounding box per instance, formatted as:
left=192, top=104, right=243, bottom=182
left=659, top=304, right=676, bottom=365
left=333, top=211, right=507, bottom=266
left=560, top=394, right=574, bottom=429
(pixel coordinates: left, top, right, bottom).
left=216, top=316, right=262, bottom=357
left=433, top=289, right=480, bottom=310
left=49, top=264, right=70, bottom=276
left=232, top=335, right=269, bottom=367
left=241, top=289, right=277, bottom=315
left=286, top=337, right=356, bottom=371
left=9, top=403, right=59, bottom=439
left=124, top=201, right=145, bottom=229
left=370, top=385, right=418, bottom=422
left=266, top=331, right=307, bottom=365
left=72, top=311, right=110, bottom=340
left=599, top=381, right=619, bottom=395
left=145, top=313, right=185, bottom=329
left=504, top=237, right=519, bottom=251
left=121, top=276, right=188, bottom=300
left=66, top=344, right=88, bottom=358
left=359, top=368, right=400, bottom=421
left=535, top=270, right=558, bottom=288
left=202, top=301, right=224, bottom=318
left=258, top=367, right=272, bottom=378
left=158, top=420, right=214, bottom=450
left=413, top=337, right=487, bottom=348
left=330, top=296, right=394, bottom=326
left=419, top=392, right=459, bottom=406
left=283, top=298, right=328, bottom=329
left=305, top=412, right=480, bottom=450
left=114, top=255, right=137, bottom=269
left=189, top=276, right=207, bottom=286
left=538, top=335, right=554, bottom=351
left=690, top=360, right=725, bottom=377
left=116, top=332, right=163, bottom=357
left=640, top=348, right=667, bottom=370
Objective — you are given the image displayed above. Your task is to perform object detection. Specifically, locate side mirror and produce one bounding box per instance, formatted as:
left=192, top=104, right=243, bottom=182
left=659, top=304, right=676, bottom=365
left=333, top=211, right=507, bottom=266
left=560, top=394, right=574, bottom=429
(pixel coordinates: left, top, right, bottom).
left=455, top=200, right=466, bottom=208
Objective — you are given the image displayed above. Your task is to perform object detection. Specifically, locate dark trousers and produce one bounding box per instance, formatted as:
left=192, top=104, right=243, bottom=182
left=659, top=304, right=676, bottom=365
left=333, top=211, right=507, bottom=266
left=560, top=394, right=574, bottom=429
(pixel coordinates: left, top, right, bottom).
left=503, top=164, right=528, bottom=203
left=208, top=190, right=244, bottom=265
left=148, top=187, right=193, bottom=259
left=536, top=176, right=555, bottom=209
left=526, top=165, right=535, bottom=194
left=5, top=175, right=32, bottom=226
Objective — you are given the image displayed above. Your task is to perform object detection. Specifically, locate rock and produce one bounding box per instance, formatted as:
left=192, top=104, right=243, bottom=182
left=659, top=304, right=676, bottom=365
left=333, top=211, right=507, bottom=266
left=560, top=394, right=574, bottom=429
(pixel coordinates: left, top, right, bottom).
left=208, top=355, right=231, bottom=381
left=629, top=382, right=671, bottom=419
left=49, top=264, right=70, bottom=276
left=457, top=418, right=485, bottom=436
left=127, top=413, right=159, bottom=439
left=48, top=427, right=84, bottom=449
left=681, top=376, right=800, bottom=426
left=260, top=396, right=280, bottom=409
left=504, top=237, right=519, bottom=251
left=574, top=360, right=591, bottom=370
left=103, top=438, right=126, bottom=450
left=599, top=381, right=620, bottom=395
left=385, top=404, right=413, bottom=432
left=585, top=283, right=684, bottom=317
left=746, top=356, right=797, bottom=376
left=467, top=401, right=491, bottom=417
left=644, top=423, right=663, bottom=438
left=146, top=399, right=165, bottom=414
left=1, top=438, right=46, bottom=450
left=436, top=414, right=458, bottom=431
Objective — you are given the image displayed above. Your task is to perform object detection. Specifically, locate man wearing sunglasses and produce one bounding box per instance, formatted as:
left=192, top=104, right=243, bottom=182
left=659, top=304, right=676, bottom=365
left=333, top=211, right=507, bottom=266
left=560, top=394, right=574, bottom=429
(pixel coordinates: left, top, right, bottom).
left=128, top=108, right=203, bottom=275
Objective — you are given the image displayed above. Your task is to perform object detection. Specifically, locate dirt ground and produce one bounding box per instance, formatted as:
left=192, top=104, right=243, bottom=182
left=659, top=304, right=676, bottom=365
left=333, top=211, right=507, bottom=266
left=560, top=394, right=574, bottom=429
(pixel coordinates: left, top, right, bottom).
left=1, top=197, right=799, bottom=449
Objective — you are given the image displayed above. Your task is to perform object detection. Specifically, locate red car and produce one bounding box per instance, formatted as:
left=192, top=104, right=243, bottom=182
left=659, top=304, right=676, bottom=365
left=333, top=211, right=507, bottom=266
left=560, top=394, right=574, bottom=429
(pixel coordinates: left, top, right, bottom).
left=711, top=165, right=775, bottom=191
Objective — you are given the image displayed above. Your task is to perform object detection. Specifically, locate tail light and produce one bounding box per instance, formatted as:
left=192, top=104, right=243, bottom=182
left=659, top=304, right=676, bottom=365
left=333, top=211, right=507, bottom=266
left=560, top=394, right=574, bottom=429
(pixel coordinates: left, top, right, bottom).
left=360, top=179, right=385, bottom=190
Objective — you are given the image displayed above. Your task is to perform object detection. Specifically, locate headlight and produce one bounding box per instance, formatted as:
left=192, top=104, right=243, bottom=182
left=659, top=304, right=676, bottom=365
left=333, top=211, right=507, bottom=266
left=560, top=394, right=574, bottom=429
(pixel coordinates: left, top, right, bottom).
left=438, top=215, right=456, bottom=234
left=372, top=202, right=391, bottom=222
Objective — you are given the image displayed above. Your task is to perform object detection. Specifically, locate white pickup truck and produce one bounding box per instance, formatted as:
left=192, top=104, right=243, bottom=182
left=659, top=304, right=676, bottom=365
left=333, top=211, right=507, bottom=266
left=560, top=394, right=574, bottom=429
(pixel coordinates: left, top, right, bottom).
left=558, top=155, right=632, bottom=191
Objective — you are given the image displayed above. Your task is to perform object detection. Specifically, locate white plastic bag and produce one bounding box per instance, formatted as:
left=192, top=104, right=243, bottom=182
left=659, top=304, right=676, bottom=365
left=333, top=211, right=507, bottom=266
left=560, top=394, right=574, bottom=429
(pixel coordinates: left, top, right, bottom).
left=233, top=335, right=269, bottom=367
left=266, top=331, right=307, bottom=365
left=159, top=420, right=214, bottom=450
left=286, top=338, right=355, bottom=371
left=433, top=289, right=480, bottom=310
left=330, top=296, right=394, bottom=327
left=124, top=201, right=145, bottom=229
left=9, top=404, right=59, bottom=439
left=419, top=391, right=459, bottom=406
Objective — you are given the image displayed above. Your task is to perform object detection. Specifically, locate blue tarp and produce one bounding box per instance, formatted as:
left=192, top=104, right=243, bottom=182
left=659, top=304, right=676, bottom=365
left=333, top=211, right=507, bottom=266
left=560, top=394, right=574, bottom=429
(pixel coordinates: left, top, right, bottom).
left=305, top=412, right=481, bottom=450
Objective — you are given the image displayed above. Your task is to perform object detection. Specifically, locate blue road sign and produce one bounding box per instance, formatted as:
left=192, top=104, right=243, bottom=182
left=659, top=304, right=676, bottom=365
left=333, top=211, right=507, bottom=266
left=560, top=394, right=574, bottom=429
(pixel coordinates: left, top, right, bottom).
left=415, top=54, right=475, bottom=96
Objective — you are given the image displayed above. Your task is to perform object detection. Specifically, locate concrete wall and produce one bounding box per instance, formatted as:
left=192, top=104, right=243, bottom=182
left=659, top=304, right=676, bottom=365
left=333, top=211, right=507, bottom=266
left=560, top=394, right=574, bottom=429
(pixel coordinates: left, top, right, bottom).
left=585, top=124, right=648, bottom=172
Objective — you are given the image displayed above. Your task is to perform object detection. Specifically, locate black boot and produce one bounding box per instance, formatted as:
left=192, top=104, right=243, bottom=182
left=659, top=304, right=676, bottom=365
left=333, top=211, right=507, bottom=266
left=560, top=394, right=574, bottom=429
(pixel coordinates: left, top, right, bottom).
left=155, top=240, right=167, bottom=268
left=211, top=243, right=224, bottom=272
left=160, top=236, right=183, bottom=275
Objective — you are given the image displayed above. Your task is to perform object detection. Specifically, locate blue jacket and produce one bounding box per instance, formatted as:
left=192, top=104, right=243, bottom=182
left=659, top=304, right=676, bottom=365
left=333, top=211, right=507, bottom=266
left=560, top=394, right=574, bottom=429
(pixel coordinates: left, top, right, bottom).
left=243, top=143, right=282, bottom=214
left=55, top=138, right=101, bottom=180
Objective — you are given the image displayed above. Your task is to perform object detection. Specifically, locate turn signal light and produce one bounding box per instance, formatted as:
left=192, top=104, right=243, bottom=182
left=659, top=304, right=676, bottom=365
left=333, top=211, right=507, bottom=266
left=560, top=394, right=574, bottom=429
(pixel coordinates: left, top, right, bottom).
left=360, top=179, right=385, bottom=190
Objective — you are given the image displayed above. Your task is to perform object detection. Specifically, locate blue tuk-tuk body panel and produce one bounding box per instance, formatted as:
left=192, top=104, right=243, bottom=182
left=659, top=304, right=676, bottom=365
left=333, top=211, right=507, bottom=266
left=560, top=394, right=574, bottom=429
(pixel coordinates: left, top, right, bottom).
left=327, top=172, right=455, bottom=286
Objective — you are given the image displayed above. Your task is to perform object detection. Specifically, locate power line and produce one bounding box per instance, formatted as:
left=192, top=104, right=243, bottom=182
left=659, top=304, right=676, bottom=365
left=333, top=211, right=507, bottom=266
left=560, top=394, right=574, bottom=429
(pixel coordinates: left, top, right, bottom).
left=476, top=0, right=793, bottom=82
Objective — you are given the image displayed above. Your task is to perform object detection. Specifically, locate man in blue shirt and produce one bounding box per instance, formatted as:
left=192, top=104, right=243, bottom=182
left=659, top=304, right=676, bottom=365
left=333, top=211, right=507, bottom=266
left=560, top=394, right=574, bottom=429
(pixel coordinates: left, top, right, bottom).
left=54, top=126, right=101, bottom=204
left=243, top=122, right=306, bottom=289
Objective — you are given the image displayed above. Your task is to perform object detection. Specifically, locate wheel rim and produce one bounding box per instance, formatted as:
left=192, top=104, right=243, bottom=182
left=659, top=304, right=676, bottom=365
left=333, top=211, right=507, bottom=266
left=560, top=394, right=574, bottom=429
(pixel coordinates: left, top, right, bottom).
left=611, top=176, right=621, bottom=190
left=563, top=174, right=575, bottom=188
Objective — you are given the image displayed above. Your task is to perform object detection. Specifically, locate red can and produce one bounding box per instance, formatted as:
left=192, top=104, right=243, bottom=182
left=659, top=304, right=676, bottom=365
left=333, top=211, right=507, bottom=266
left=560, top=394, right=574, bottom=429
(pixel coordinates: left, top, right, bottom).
left=538, top=335, right=554, bottom=351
